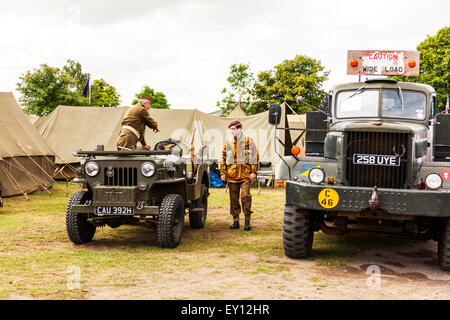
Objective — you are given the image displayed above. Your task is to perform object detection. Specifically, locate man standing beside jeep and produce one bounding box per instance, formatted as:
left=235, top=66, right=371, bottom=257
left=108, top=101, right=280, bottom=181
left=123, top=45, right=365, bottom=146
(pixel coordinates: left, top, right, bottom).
left=220, top=120, right=259, bottom=231
left=116, top=94, right=160, bottom=151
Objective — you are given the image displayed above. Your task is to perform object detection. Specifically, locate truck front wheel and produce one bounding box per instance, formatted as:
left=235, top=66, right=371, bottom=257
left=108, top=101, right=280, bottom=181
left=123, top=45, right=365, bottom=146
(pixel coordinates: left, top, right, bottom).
left=66, top=190, right=96, bottom=244
left=438, top=218, right=450, bottom=271
left=283, top=205, right=314, bottom=258
left=158, top=194, right=185, bottom=248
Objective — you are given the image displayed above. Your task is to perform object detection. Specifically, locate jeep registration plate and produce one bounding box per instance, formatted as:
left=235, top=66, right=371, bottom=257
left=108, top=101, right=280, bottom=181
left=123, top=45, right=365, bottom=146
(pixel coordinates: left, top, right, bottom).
left=94, top=206, right=134, bottom=215
left=353, top=154, right=400, bottom=166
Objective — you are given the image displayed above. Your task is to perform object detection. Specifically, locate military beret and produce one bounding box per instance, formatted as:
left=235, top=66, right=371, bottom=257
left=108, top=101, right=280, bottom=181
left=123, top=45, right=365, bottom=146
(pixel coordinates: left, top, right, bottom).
left=228, top=119, right=242, bottom=129
left=140, top=94, right=153, bottom=103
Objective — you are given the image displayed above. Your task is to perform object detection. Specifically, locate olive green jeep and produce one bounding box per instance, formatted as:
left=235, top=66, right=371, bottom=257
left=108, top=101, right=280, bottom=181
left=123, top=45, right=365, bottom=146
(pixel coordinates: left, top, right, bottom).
left=66, top=139, right=210, bottom=248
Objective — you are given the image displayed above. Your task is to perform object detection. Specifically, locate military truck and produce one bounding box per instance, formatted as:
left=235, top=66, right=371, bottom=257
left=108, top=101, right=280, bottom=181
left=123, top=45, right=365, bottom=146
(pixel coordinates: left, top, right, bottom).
left=66, top=138, right=210, bottom=248
left=269, top=78, right=450, bottom=271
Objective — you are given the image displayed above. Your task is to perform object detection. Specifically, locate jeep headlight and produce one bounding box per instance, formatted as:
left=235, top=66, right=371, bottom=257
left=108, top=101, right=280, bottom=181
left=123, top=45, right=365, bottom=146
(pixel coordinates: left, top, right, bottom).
left=85, top=161, right=99, bottom=177
left=308, top=168, right=325, bottom=184
left=141, top=162, right=156, bottom=177
left=425, top=173, right=442, bottom=190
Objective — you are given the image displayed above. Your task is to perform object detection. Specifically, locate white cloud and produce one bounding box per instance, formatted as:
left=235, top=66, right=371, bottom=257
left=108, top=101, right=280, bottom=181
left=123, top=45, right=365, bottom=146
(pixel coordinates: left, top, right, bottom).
left=0, top=0, right=448, bottom=112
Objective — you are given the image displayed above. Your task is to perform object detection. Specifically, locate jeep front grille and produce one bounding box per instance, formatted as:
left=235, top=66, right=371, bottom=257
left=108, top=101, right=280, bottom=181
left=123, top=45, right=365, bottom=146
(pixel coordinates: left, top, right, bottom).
left=104, top=167, right=138, bottom=186
left=345, top=131, right=410, bottom=189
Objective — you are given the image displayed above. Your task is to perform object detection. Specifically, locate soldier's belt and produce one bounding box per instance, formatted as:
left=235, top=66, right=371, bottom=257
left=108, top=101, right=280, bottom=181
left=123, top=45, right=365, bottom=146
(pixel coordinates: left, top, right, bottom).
left=121, top=125, right=140, bottom=139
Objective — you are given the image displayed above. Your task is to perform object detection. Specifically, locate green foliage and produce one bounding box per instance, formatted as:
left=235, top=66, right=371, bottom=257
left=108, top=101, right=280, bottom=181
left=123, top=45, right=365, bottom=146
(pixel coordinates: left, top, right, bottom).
left=91, top=78, right=121, bottom=107
left=252, top=55, right=329, bottom=114
left=132, top=85, right=170, bottom=109
left=63, top=59, right=90, bottom=95
left=217, top=63, right=254, bottom=116
left=17, top=60, right=90, bottom=116
left=394, top=26, right=449, bottom=112
left=17, top=59, right=123, bottom=115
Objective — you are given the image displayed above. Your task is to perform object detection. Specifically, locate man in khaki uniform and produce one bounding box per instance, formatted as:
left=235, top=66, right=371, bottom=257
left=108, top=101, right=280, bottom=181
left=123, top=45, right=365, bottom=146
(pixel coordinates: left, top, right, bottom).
left=116, top=94, right=160, bottom=151
left=220, top=120, right=259, bottom=231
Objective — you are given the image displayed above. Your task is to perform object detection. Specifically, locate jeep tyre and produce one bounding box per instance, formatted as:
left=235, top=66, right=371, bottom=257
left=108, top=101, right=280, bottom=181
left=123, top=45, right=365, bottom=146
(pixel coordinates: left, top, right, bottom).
left=66, top=190, right=96, bottom=244
left=157, top=194, right=185, bottom=248
left=189, top=184, right=208, bottom=229
left=438, top=218, right=450, bottom=271
left=283, top=205, right=314, bottom=258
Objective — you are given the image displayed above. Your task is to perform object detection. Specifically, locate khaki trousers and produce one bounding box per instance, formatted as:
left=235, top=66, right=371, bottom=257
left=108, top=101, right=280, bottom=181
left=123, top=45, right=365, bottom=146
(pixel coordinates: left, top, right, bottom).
left=116, top=129, right=138, bottom=151
left=228, top=180, right=253, bottom=221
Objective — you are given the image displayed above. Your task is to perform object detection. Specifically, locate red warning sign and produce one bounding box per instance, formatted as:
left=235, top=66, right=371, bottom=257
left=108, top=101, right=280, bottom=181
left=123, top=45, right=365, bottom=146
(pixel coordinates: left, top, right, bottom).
left=440, top=171, right=450, bottom=181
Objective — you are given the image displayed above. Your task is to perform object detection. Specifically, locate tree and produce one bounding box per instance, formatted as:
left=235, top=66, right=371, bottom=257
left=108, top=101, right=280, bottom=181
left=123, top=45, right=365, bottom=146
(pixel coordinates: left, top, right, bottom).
left=217, top=63, right=254, bottom=116
left=132, top=85, right=170, bottom=108
left=394, top=26, right=449, bottom=112
left=252, top=55, right=329, bottom=114
left=17, top=63, right=89, bottom=116
left=91, top=78, right=121, bottom=107
left=63, top=59, right=91, bottom=95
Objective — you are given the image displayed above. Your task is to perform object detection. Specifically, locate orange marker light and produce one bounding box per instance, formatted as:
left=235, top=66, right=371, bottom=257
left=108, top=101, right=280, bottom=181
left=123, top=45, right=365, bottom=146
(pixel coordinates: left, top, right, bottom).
left=408, top=60, right=416, bottom=68
left=291, top=145, right=300, bottom=156
left=350, top=59, right=358, bottom=67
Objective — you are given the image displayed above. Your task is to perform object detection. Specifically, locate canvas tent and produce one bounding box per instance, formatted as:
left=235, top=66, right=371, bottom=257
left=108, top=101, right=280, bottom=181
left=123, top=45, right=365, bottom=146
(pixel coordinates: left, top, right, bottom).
left=287, top=114, right=306, bottom=149
left=225, top=104, right=246, bottom=118
left=34, top=104, right=287, bottom=179
left=0, top=92, right=55, bottom=197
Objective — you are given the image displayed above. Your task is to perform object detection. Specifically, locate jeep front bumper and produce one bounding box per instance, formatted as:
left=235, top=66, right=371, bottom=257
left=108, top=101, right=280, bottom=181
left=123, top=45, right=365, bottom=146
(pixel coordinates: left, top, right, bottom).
left=286, top=181, right=450, bottom=217
left=71, top=186, right=160, bottom=216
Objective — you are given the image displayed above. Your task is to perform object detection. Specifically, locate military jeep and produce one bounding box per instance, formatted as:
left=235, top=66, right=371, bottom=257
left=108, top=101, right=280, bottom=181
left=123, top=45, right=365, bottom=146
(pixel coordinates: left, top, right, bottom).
left=270, top=79, right=450, bottom=271
left=66, top=138, right=210, bottom=248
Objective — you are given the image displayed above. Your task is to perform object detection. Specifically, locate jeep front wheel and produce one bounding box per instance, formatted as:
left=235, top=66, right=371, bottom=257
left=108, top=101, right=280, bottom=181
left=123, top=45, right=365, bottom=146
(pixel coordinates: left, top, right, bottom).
left=283, top=205, right=314, bottom=258
left=189, top=184, right=208, bottom=229
left=66, top=190, right=96, bottom=244
left=438, top=218, right=450, bottom=271
left=157, top=194, right=185, bottom=248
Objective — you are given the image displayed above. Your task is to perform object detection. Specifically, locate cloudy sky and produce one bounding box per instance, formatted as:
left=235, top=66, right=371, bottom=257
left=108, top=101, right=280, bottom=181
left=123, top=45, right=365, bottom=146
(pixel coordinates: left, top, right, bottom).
left=0, top=0, right=448, bottom=112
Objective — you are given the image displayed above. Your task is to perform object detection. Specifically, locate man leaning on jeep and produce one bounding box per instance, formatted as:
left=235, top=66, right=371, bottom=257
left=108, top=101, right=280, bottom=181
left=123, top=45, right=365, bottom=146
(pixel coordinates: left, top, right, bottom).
left=116, top=94, right=160, bottom=151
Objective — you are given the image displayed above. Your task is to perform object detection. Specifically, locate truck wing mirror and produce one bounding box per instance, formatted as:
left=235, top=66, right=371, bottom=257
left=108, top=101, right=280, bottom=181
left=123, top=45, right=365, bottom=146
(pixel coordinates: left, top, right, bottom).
left=268, top=104, right=282, bottom=125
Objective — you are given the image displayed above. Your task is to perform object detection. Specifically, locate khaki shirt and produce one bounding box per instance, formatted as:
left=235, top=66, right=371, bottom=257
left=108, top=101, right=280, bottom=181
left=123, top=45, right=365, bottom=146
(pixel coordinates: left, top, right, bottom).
left=121, top=103, right=158, bottom=146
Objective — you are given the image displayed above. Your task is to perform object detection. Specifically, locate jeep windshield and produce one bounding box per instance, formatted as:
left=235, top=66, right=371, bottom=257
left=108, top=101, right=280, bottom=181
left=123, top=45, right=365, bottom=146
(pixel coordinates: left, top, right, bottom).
left=336, top=88, right=426, bottom=120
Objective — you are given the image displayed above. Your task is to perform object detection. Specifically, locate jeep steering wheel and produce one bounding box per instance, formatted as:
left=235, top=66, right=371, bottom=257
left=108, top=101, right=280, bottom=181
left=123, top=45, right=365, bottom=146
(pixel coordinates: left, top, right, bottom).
left=154, top=139, right=185, bottom=156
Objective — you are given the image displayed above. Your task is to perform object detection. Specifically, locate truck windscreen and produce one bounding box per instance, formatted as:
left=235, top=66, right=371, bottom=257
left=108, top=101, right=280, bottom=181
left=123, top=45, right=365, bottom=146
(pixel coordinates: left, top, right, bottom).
left=381, top=89, right=426, bottom=120
left=336, top=88, right=426, bottom=120
left=336, top=89, right=379, bottom=118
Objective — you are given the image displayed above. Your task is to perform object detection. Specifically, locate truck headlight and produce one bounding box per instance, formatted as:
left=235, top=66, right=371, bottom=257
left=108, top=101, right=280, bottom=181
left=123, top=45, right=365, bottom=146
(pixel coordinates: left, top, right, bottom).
left=85, top=161, right=99, bottom=177
left=141, top=162, right=156, bottom=177
left=308, top=168, right=325, bottom=184
left=425, top=173, right=442, bottom=190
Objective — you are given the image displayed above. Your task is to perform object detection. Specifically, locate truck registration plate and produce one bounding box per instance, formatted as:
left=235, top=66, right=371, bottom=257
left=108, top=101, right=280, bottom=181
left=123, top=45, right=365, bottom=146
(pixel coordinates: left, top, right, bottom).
left=94, top=206, right=134, bottom=215
left=353, top=154, right=400, bottom=166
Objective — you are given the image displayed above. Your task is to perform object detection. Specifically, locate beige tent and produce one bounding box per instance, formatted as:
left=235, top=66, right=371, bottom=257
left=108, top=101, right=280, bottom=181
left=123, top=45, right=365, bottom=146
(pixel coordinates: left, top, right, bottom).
left=225, top=104, right=246, bottom=118
left=287, top=114, right=306, bottom=149
left=34, top=104, right=287, bottom=179
left=0, top=92, right=55, bottom=197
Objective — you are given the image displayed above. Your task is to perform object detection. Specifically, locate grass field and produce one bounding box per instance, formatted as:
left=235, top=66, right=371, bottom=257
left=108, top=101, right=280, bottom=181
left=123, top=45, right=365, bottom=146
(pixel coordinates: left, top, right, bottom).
left=0, top=182, right=397, bottom=299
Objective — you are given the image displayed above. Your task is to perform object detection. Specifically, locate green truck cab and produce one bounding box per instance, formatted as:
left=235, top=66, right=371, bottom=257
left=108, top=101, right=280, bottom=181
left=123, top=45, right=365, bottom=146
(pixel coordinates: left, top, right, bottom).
left=66, top=139, right=210, bottom=248
left=270, top=79, right=450, bottom=271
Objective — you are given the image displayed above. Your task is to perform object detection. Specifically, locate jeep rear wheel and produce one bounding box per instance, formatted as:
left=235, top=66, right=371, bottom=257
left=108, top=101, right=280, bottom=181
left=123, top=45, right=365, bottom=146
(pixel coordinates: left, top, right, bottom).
left=66, top=190, right=96, bottom=244
left=438, top=218, right=450, bottom=271
left=157, top=194, right=185, bottom=248
left=189, top=184, right=208, bottom=229
left=283, top=205, right=314, bottom=258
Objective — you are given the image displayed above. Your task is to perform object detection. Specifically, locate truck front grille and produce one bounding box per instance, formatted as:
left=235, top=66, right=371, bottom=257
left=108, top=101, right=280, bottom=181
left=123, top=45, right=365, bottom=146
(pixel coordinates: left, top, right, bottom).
left=345, top=131, right=410, bottom=189
left=104, top=167, right=138, bottom=186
